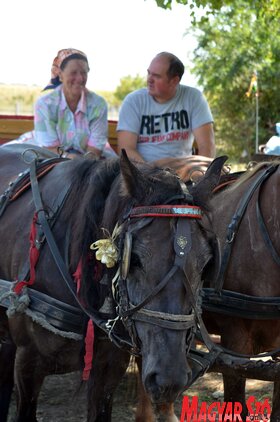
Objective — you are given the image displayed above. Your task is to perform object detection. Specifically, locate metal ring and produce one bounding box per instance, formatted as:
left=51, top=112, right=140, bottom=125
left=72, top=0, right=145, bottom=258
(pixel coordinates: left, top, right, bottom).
left=22, top=148, right=39, bottom=164
left=189, top=167, right=205, bottom=183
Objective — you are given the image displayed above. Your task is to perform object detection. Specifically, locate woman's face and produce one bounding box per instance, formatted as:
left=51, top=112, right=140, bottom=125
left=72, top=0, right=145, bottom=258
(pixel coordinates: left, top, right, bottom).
left=59, top=59, right=89, bottom=99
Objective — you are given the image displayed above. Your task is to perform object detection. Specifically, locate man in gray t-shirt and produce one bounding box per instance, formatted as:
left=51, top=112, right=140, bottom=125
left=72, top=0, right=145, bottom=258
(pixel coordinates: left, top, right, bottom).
left=117, top=52, right=215, bottom=162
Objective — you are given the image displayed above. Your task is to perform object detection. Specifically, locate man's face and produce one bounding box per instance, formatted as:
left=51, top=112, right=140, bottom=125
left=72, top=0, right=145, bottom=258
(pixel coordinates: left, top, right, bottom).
left=147, top=56, right=178, bottom=103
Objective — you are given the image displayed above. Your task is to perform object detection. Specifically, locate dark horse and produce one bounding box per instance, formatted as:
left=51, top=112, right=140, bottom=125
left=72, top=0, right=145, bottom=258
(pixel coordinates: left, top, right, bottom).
left=0, top=145, right=225, bottom=422
left=185, top=160, right=280, bottom=420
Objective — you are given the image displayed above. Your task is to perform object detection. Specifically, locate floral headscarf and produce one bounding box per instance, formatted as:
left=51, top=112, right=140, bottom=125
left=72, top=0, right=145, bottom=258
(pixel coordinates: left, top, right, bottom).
left=44, top=48, right=88, bottom=90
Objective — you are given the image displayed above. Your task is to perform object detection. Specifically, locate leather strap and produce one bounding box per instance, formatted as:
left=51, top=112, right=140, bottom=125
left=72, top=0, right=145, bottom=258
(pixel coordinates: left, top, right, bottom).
left=29, top=159, right=93, bottom=318
left=256, top=186, right=280, bottom=266
left=215, top=164, right=278, bottom=293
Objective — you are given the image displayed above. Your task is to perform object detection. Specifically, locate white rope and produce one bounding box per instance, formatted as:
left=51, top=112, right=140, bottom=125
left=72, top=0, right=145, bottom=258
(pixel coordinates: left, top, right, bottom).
left=2, top=284, right=82, bottom=341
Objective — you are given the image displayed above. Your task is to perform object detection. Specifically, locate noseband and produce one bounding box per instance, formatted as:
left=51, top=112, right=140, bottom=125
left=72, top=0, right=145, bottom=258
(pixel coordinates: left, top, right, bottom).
left=108, top=203, right=203, bottom=354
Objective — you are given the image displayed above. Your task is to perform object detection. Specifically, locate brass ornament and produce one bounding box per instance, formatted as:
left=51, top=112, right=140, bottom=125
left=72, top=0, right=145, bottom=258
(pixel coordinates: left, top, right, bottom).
left=177, top=235, right=188, bottom=250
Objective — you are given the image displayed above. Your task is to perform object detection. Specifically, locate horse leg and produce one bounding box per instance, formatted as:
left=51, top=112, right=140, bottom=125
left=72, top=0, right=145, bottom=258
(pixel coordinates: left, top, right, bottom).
left=271, top=380, right=280, bottom=421
left=0, top=339, right=16, bottom=422
left=135, top=357, right=179, bottom=422
left=87, top=332, right=131, bottom=422
left=13, top=345, right=45, bottom=422
left=222, top=373, right=247, bottom=420
left=135, top=357, right=154, bottom=422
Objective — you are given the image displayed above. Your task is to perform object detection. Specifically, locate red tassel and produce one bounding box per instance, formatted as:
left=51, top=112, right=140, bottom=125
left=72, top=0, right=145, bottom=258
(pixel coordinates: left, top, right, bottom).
left=73, top=259, right=95, bottom=381
left=14, top=213, right=40, bottom=294
left=82, top=319, right=94, bottom=381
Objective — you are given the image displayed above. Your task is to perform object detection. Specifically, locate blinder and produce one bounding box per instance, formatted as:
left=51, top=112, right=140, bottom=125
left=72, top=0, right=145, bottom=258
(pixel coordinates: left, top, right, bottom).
left=119, top=217, right=153, bottom=281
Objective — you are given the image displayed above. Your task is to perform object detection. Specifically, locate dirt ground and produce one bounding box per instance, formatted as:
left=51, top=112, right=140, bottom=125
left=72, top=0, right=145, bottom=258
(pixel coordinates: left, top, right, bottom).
left=8, top=363, right=273, bottom=421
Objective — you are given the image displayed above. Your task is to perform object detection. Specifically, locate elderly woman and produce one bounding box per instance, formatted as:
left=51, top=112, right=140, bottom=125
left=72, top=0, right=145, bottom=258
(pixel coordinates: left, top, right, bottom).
left=11, top=48, right=116, bottom=159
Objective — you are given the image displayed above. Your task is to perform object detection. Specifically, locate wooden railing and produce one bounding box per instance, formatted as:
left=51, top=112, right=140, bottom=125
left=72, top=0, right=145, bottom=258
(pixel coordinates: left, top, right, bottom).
left=0, top=115, right=118, bottom=152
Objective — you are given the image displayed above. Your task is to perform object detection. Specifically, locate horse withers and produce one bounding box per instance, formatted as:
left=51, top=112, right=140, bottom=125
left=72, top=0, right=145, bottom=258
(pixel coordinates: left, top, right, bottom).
left=0, top=145, right=225, bottom=422
left=187, top=159, right=280, bottom=420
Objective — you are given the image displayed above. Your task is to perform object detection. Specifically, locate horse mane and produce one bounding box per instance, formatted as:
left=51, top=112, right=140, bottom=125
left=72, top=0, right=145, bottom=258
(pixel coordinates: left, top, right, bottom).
left=62, top=158, right=121, bottom=272
left=66, top=159, right=173, bottom=262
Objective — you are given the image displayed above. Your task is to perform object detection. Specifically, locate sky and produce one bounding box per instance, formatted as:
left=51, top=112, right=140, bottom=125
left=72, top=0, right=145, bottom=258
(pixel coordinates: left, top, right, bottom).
left=1, top=0, right=198, bottom=92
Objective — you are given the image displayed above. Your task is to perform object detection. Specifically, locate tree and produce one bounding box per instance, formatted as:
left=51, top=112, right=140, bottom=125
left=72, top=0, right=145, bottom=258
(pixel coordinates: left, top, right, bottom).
left=153, top=0, right=280, bottom=159
left=188, top=1, right=280, bottom=158
left=154, top=0, right=280, bottom=22
left=114, top=74, right=146, bottom=104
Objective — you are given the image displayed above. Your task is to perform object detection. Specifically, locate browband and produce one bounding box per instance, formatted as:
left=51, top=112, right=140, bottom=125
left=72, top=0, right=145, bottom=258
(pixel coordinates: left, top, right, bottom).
left=130, top=205, right=202, bottom=218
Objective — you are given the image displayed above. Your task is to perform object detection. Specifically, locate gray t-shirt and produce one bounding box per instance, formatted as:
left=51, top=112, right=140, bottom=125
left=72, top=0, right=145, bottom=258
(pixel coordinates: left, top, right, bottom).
left=117, top=85, right=213, bottom=161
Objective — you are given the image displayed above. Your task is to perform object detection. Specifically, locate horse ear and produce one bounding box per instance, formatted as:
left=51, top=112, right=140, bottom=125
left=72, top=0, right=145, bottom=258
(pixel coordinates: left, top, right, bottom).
left=120, top=149, right=150, bottom=199
left=189, top=155, right=228, bottom=206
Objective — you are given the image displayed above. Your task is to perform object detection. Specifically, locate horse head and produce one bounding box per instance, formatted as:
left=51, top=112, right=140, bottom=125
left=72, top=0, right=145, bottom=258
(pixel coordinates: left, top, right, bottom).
left=96, top=152, right=227, bottom=403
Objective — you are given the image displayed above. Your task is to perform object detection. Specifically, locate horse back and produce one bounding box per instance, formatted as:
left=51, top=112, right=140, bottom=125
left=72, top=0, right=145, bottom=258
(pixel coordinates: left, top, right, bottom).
left=0, top=149, right=79, bottom=305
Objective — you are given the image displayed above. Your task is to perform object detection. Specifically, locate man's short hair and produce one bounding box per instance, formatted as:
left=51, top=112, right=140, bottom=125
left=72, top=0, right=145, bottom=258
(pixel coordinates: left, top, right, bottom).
left=156, top=52, right=185, bottom=81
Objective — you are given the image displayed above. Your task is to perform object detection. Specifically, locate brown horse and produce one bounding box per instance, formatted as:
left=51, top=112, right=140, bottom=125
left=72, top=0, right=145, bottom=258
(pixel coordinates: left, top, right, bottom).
left=0, top=146, right=225, bottom=422
left=185, top=160, right=280, bottom=420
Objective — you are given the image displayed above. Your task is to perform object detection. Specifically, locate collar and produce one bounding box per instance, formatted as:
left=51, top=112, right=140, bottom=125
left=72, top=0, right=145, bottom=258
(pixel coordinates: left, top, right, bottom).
left=60, top=88, right=87, bottom=114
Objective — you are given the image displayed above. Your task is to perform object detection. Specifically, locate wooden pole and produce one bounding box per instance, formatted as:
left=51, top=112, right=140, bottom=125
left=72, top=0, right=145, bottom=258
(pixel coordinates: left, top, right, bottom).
left=255, top=91, right=259, bottom=153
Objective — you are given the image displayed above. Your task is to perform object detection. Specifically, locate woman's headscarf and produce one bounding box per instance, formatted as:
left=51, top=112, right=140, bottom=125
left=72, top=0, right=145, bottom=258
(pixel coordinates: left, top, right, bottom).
left=44, top=48, right=88, bottom=90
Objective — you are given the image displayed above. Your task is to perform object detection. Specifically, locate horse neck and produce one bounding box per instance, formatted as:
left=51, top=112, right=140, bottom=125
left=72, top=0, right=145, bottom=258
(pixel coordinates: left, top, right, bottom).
left=209, top=172, right=257, bottom=242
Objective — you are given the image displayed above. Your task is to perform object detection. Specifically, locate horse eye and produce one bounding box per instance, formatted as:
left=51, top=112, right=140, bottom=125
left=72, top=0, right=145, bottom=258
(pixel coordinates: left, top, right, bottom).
left=130, top=252, right=143, bottom=269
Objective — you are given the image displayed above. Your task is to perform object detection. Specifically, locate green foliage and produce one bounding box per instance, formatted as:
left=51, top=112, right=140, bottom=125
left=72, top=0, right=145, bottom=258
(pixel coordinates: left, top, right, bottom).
left=154, top=0, right=280, bottom=21
left=114, top=74, right=146, bottom=104
left=98, top=90, right=119, bottom=107
left=0, top=84, right=43, bottom=115
left=187, top=1, right=280, bottom=158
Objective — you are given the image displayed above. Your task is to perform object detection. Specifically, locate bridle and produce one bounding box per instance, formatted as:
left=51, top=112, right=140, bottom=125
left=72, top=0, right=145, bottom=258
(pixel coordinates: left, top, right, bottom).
left=106, top=200, right=204, bottom=355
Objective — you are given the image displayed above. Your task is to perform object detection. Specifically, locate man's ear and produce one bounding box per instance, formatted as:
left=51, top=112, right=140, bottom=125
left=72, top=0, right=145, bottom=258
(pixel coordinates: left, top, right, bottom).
left=171, top=75, right=180, bottom=88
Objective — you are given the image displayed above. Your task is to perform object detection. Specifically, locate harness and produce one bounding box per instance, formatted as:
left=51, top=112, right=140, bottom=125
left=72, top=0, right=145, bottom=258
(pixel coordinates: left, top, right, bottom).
left=1, top=154, right=280, bottom=386
left=203, top=163, right=280, bottom=319
left=0, top=153, right=85, bottom=335
left=195, top=162, right=280, bottom=375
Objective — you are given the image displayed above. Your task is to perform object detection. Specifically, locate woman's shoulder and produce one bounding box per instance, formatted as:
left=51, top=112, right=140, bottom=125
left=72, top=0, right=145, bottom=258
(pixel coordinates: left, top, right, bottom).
left=85, top=89, right=108, bottom=113
left=86, top=89, right=106, bottom=104
left=36, top=86, right=62, bottom=107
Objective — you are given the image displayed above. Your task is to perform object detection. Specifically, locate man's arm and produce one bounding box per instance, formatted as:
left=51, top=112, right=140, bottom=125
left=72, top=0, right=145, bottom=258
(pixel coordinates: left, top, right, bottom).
left=193, top=123, right=215, bottom=158
left=117, top=130, right=145, bottom=162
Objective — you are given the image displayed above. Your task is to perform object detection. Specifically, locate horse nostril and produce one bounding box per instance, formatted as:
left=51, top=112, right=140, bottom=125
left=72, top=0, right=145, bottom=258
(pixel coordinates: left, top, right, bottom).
left=144, top=371, right=188, bottom=403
